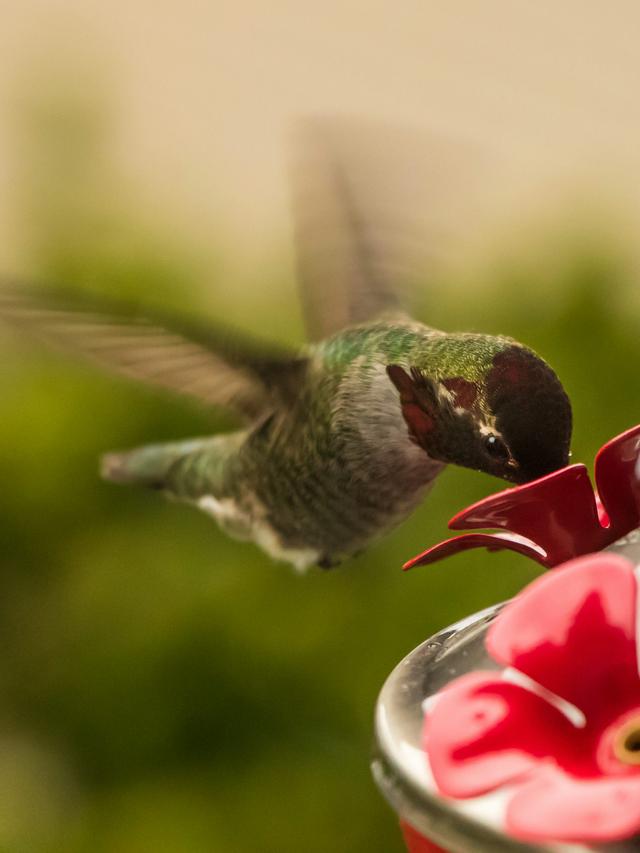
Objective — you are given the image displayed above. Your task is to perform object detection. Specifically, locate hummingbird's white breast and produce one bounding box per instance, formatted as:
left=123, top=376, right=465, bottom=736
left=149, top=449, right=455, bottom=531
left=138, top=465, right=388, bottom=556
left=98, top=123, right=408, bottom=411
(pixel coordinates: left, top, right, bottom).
left=197, top=494, right=320, bottom=572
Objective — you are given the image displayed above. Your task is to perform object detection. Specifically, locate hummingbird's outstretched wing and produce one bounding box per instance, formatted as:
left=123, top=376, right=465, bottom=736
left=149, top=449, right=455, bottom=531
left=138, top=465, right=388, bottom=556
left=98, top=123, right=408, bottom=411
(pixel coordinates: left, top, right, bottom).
left=290, top=119, right=490, bottom=341
left=290, top=119, right=409, bottom=341
left=0, top=283, right=307, bottom=421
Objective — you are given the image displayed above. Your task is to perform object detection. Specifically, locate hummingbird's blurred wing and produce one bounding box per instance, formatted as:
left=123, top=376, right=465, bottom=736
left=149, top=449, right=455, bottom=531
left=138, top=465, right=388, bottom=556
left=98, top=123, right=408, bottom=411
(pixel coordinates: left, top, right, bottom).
left=0, top=284, right=307, bottom=421
left=290, top=119, right=491, bottom=341
left=290, top=119, right=409, bottom=341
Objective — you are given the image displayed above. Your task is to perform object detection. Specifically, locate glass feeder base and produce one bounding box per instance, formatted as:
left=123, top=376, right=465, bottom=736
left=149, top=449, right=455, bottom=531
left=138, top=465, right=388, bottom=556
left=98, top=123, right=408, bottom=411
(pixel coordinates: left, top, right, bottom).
left=400, top=820, right=448, bottom=852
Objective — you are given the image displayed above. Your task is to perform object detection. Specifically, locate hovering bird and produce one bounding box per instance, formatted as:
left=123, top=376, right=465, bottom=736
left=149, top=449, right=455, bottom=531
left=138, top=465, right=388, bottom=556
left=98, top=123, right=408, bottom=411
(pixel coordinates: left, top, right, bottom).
left=0, top=124, right=572, bottom=570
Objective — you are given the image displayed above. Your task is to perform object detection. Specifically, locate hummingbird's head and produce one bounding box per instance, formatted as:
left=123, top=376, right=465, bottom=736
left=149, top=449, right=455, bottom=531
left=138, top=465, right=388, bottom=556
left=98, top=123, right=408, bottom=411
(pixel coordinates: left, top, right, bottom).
left=387, top=343, right=572, bottom=484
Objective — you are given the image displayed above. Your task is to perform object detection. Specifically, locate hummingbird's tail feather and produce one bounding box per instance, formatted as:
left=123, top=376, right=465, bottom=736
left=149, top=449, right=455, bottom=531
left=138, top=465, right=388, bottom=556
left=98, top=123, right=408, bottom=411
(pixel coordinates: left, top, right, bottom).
left=100, top=451, right=142, bottom=485
left=100, top=438, right=216, bottom=490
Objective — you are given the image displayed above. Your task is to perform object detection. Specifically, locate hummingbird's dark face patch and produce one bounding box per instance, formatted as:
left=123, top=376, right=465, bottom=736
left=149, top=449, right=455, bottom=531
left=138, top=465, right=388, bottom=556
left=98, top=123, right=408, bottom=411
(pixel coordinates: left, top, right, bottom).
left=441, top=377, right=478, bottom=410
left=486, top=346, right=572, bottom=483
left=387, top=350, right=572, bottom=486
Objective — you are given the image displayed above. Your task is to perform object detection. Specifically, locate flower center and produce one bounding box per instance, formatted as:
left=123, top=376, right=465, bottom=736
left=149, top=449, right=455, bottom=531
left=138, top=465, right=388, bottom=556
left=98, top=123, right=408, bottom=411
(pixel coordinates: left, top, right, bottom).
left=613, top=717, right=640, bottom=766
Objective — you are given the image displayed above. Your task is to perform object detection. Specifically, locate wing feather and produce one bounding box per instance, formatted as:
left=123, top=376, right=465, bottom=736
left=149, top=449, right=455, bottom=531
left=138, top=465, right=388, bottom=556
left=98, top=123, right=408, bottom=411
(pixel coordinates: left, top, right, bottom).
left=290, top=118, right=489, bottom=339
left=0, top=284, right=307, bottom=420
left=290, top=120, right=409, bottom=340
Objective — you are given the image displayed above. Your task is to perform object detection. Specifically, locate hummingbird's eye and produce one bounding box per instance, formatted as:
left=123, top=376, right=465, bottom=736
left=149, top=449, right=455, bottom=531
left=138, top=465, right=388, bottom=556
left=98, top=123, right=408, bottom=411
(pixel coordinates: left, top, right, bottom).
left=484, top=433, right=510, bottom=461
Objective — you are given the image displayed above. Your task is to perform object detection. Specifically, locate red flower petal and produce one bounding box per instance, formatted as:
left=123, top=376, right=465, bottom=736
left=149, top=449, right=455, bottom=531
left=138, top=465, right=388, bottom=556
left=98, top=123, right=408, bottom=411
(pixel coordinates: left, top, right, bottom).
left=487, top=554, right=639, bottom=716
left=403, top=532, right=548, bottom=571
left=507, top=768, right=640, bottom=843
left=595, top=423, right=640, bottom=536
left=425, top=672, right=576, bottom=799
left=450, top=465, right=598, bottom=538
left=403, top=464, right=604, bottom=570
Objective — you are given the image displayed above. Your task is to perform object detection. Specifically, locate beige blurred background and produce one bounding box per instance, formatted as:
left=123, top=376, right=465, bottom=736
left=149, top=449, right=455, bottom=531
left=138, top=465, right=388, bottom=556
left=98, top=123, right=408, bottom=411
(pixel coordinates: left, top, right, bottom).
left=1, top=0, right=639, bottom=282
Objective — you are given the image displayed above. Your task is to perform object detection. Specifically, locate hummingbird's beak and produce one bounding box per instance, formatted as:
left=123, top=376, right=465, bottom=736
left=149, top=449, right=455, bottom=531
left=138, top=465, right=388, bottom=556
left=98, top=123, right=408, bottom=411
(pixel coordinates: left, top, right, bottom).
left=504, top=457, right=520, bottom=481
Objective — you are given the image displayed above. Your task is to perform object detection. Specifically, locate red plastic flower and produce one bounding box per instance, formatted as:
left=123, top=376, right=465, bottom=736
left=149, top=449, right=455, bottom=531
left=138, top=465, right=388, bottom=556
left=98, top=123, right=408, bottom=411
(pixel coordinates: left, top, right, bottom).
left=405, top=423, right=640, bottom=570
left=425, top=553, right=640, bottom=843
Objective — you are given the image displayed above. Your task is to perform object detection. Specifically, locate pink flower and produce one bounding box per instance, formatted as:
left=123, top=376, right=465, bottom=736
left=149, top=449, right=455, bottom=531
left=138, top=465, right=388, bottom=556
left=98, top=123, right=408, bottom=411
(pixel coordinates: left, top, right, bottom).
left=405, top=423, right=640, bottom=570
left=425, top=553, right=640, bottom=843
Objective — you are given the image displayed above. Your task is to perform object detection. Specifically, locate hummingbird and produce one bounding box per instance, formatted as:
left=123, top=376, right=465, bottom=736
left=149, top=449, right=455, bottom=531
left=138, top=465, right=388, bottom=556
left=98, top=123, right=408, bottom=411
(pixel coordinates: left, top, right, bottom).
left=0, top=126, right=572, bottom=570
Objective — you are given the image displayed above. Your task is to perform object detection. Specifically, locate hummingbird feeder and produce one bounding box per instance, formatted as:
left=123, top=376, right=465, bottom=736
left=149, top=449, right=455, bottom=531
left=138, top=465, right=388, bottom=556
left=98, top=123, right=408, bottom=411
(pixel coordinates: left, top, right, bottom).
left=373, top=424, right=640, bottom=852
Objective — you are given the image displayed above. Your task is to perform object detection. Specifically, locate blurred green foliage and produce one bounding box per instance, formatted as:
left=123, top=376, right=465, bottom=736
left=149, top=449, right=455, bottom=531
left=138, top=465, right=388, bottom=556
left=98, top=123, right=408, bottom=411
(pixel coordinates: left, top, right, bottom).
left=2, top=77, right=639, bottom=853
